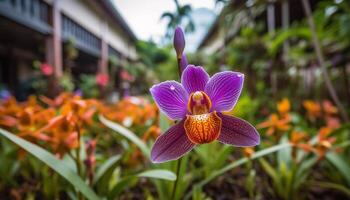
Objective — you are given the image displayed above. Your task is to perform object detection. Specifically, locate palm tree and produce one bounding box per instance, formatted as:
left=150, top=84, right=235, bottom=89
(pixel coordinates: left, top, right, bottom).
left=161, top=0, right=195, bottom=39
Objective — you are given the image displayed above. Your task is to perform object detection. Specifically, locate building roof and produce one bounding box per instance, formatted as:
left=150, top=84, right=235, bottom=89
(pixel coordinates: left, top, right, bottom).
left=93, top=0, right=137, bottom=42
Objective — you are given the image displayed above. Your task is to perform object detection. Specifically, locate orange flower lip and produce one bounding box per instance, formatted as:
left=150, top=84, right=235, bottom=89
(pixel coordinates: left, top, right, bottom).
left=184, top=112, right=222, bottom=144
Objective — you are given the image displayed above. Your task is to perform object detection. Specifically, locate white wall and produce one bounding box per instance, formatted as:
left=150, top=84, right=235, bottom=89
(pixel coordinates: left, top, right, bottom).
left=52, top=0, right=137, bottom=60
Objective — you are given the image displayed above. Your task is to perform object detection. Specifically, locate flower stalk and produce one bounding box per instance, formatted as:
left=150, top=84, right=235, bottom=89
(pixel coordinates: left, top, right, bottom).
left=172, top=27, right=186, bottom=199
left=171, top=157, right=182, bottom=200
left=75, top=124, right=84, bottom=200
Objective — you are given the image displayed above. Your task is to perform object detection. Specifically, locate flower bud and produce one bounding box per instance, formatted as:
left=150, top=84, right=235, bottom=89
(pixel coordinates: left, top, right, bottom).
left=173, top=27, right=185, bottom=59
left=179, top=53, right=188, bottom=75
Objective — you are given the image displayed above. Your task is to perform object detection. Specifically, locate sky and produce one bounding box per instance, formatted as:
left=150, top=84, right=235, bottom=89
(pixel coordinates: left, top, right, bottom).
left=112, top=0, right=218, bottom=43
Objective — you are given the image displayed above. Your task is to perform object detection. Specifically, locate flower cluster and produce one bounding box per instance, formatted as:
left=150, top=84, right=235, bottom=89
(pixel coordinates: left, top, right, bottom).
left=0, top=93, right=99, bottom=157
left=101, top=96, right=158, bottom=129
left=257, top=98, right=292, bottom=137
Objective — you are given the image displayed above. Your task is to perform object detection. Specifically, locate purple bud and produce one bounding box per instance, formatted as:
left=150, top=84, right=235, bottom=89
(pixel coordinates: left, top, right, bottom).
left=0, top=89, right=11, bottom=100
left=179, top=53, right=188, bottom=75
left=173, top=27, right=185, bottom=59
left=74, top=89, right=83, bottom=97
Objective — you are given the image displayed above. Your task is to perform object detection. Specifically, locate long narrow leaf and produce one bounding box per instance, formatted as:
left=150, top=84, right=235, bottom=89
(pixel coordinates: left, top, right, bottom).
left=184, top=143, right=291, bottom=199
left=307, top=181, right=350, bottom=197
left=137, top=169, right=176, bottom=181
left=0, top=128, right=101, bottom=200
left=93, top=154, right=121, bottom=184
left=326, top=151, right=350, bottom=186
left=109, top=169, right=176, bottom=199
left=99, top=115, right=150, bottom=157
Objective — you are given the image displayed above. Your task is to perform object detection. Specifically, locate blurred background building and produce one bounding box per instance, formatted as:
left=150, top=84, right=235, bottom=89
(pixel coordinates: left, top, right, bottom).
left=0, top=0, right=138, bottom=98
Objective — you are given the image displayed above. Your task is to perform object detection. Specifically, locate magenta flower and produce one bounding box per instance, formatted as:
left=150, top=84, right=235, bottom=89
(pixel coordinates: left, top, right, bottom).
left=40, top=63, right=54, bottom=76
left=96, top=73, right=109, bottom=87
left=150, top=65, right=260, bottom=163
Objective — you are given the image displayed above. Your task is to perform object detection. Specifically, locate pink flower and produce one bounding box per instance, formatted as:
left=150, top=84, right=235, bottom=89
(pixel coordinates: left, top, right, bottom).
left=96, top=73, right=109, bottom=87
left=40, top=63, right=54, bottom=76
left=120, top=70, right=134, bottom=82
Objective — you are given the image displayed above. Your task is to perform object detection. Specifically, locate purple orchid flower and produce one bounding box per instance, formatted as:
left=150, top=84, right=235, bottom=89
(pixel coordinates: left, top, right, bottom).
left=150, top=65, right=260, bottom=163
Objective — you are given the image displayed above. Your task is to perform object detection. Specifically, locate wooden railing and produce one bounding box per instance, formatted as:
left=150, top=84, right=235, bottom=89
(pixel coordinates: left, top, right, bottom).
left=0, top=0, right=51, bottom=34
left=62, top=15, right=101, bottom=57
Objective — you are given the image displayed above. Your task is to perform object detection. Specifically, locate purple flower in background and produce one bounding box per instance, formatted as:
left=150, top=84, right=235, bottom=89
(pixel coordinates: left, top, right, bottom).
left=150, top=65, right=260, bottom=163
left=0, top=89, right=11, bottom=100
left=74, top=89, right=83, bottom=97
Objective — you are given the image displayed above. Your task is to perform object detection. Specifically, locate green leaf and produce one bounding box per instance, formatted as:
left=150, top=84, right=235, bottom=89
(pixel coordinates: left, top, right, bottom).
left=326, top=151, right=350, bottom=186
left=184, top=143, right=292, bottom=200
left=0, top=128, right=101, bottom=200
left=93, top=154, right=121, bottom=184
left=137, top=169, right=176, bottom=181
left=108, top=169, right=176, bottom=199
left=307, top=181, right=350, bottom=197
left=159, top=113, right=170, bottom=132
left=99, top=115, right=150, bottom=157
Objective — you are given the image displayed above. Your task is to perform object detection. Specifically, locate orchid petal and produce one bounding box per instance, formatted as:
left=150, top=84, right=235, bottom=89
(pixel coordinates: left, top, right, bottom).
left=151, top=120, right=195, bottom=163
left=181, top=65, right=210, bottom=94
left=205, top=71, right=244, bottom=112
left=217, top=113, right=260, bottom=146
left=150, top=81, right=188, bottom=120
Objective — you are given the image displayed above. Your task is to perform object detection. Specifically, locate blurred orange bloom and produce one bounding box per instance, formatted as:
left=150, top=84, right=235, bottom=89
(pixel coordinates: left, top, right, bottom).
left=289, top=131, right=308, bottom=145
left=257, top=114, right=291, bottom=136
left=277, top=98, right=290, bottom=117
left=303, top=100, right=321, bottom=121
left=242, top=147, right=255, bottom=158
left=322, top=100, right=338, bottom=116
left=325, top=117, right=340, bottom=129
left=315, top=127, right=336, bottom=158
left=142, top=125, right=161, bottom=141
left=43, top=115, right=79, bottom=157
left=297, top=127, right=336, bottom=159
left=102, top=96, right=158, bottom=129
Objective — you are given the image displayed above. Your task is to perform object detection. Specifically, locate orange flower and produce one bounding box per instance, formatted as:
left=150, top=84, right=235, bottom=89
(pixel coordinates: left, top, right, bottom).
left=315, top=127, right=336, bottom=158
left=303, top=100, right=321, bottom=120
left=325, top=117, right=340, bottom=129
left=242, top=147, right=255, bottom=158
left=257, top=114, right=291, bottom=136
left=297, top=127, right=336, bottom=159
left=277, top=98, right=290, bottom=117
left=142, top=125, right=161, bottom=141
left=43, top=115, right=79, bottom=157
left=289, top=131, right=308, bottom=145
left=102, top=96, right=158, bottom=129
left=0, top=115, right=17, bottom=127
left=322, top=100, right=338, bottom=116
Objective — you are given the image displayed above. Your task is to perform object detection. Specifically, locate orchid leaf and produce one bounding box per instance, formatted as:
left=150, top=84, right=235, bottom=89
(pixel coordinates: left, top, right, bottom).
left=137, top=169, right=176, bottom=180
left=326, top=151, right=350, bottom=186
left=108, top=169, right=176, bottom=199
left=184, top=143, right=292, bottom=199
left=93, top=154, right=121, bottom=185
left=99, top=115, right=150, bottom=157
left=0, top=128, right=101, bottom=200
left=307, top=181, right=350, bottom=197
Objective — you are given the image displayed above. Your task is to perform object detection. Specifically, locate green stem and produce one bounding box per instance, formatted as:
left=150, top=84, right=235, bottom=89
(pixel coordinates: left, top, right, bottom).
left=171, top=158, right=182, bottom=200
left=75, top=124, right=84, bottom=200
